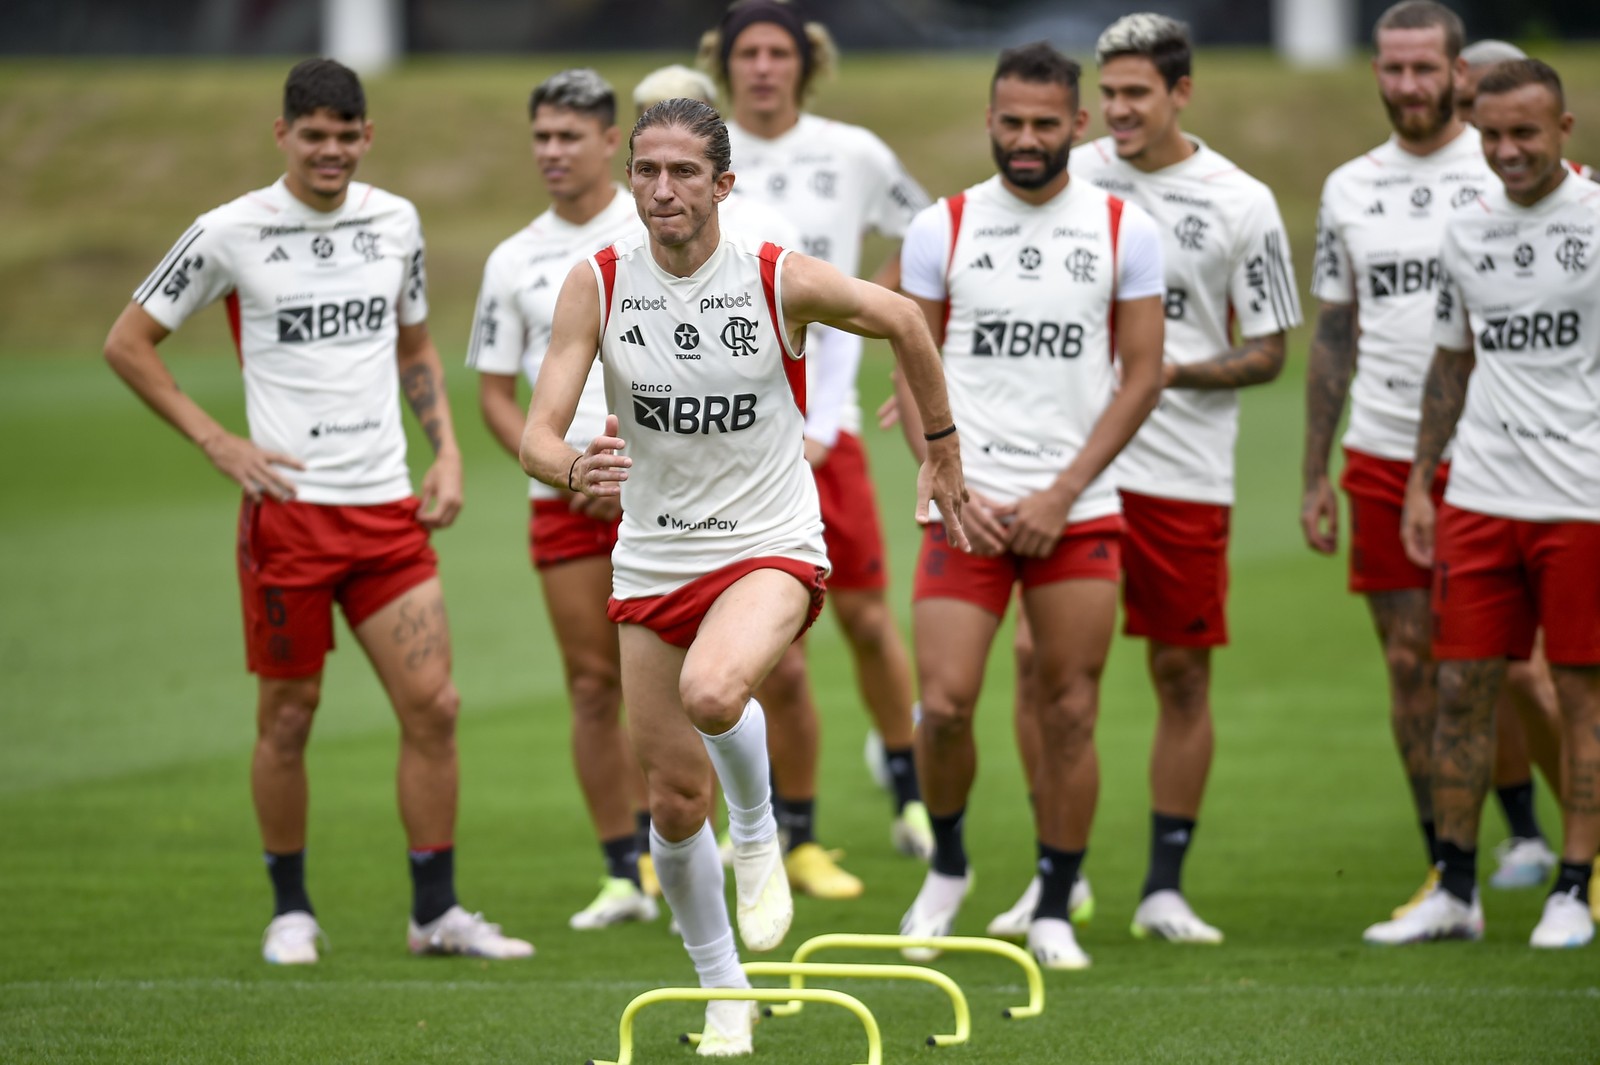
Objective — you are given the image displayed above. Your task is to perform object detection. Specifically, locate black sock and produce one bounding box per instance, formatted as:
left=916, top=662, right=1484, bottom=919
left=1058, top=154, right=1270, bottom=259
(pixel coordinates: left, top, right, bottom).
left=1436, top=840, right=1476, bottom=904
left=1495, top=781, right=1543, bottom=841
left=1035, top=843, right=1087, bottom=921
left=264, top=850, right=312, bottom=917
left=408, top=845, right=458, bottom=926
left=1142, top=813, right=1196, bottom=898
left=634, top=810, right=652, bottom=854
left=776, top=797, right=815, bottom=850
left=884, top=745, right=920, bottom=812
left=1421, top=820, right=1439, bottom=866
left=1551, top=860, right=1593, bottom=904
left=601, top=834, right=641, bottom=887
left=930, top=808, right=968, bottom=877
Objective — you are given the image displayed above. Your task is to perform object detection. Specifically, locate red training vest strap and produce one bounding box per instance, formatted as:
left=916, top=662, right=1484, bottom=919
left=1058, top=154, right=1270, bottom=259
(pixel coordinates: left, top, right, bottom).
left=1106, top=195, right=1125, bottom=363
left=759, top=242, right=806, bottom=415
left=594, top=245, right=620, bottom=335
left=942, top=193, right=967, bottom=338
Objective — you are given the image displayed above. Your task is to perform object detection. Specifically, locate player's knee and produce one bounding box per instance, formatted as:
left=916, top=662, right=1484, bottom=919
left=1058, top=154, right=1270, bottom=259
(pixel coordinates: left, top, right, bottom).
left=679, top=669, right=749, bottom=733
left=647, top=775, right=712, bottom=838
left=1037, top=680, right=1099, bottom=751
left=918, top=691, right=976, bottom=743
left=402, top=681, right=461, bottom=748
left=1382, top=633, right=1430, bottom=693
left=1150, top=649, right=1210, bottom=716
left=837, top=596, right=893, bottom=655
left=566, top=661, right=623, bottom=724
left=756, top=648, right=807, bottom=706
left=257, top=679, right=320, bottom=754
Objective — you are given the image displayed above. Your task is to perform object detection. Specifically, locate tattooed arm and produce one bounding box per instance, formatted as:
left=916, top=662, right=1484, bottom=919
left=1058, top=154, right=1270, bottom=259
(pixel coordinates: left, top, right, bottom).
left=1300, top=301, right=1358, bottom=554
left=1166, top=330, right=1287, bottom=390
left=396, top=321, right=463, bottom=529
left=1400, top=342, right=1475, bottom=568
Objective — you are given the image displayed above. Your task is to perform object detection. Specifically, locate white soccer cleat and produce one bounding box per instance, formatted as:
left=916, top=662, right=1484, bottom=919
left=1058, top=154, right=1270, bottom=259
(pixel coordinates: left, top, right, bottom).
left=1027, top=917, right=1091, bottom=970
left=408, top=905, right=534, bottom=959
left=262, top=911, right=323, bottom=965
left=1529, top=889, right=1595, bottom=949
left=985, top=875, right=1094, bottom=939
left=695, top=999, right=758, bottom=1057
left=891, top=800, right=934, bottom=861
left=1131, top=890, right=1224, bottom=945
left=568, top=876, right=659, bottom=931
left=898, top=869, right=970, bottom=961
left=1362, top=888, right=1483, bottom=946
left=1489, top=837, right=1558, bottom=890
left=863, top=729, right=891, bottom=792
left=732, top=835, right=792, bottom=953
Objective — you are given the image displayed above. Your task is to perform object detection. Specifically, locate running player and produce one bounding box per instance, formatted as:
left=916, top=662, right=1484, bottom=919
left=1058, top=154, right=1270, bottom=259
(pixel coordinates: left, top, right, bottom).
left=102, top=58, right=532, bottom=964
left=1364, top=58, right=1599, bottom=948
left=697, top=0, right=936, bottom=894
left=893, top=41, right=1165, bottom=971
left=521, top=98, right=967, bottom=1052
left=467, top=70, right=656, bottom=932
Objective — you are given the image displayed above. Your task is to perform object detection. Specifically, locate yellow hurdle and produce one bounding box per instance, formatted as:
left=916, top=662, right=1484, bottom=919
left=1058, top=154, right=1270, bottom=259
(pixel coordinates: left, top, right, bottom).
left=767, top=933, right=1045, bottom=1020
left=584, top=986, right=881, bottom=1065
left=742, top=960, right=971, bottom=1048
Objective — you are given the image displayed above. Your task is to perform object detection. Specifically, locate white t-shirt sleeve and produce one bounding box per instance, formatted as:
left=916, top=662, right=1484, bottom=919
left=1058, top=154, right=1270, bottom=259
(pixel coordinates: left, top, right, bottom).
left=133, top=213, right=234, bottom=331
left=1431, top=240, right=1472, bottom=352
left=397, top=206, right=429, bottom=327
left=1114, top=203, right=1165, bottom=301
left=465, top=248, right=524, bottom=374
left=898, top=203, right=951, bottom=302
left=861, top=135, right=931, bottom=240
left=1231, top=189, right=1303, bottom=336
left=802, top=326, right=860, bottom=446
left=1310, top=180, right=1355, bottom=304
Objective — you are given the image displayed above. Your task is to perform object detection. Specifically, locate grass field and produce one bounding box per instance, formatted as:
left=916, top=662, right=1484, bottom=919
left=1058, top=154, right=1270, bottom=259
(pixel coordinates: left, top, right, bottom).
left=4, top=50, right=1600, bottom=1064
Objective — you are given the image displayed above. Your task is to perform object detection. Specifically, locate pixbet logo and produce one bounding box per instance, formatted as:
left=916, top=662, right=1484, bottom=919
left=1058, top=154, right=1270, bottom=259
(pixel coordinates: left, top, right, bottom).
left=620, top=296, right=668, bottom=312
left=699, top=292, right=752, bottom=313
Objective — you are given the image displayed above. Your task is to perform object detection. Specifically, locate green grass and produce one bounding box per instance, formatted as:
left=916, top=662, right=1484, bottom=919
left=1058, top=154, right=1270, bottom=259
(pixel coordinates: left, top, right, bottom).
left=4, top=52, right=1600, bottom=1064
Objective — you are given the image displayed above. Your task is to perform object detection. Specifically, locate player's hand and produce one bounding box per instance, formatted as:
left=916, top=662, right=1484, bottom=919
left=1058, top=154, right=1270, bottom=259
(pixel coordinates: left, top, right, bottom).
left=1400, top=482, right=1435, bottom=569
left=960, top=492, right=1013, bottom=557
left=876, top=392, right=901, bottom=430
left=201, top=430, right=303, bottom=503
left=1010, top=483, right=1076, bottom=559
left=916, top=435, right=970, bottom=553
left=569, top=490, right=621, bottom=522
left=417, top=448, right=464, bottom=529
left=803, top=437, right=830, bottom=468
left=574, top=414, right=630, bottom=497
left=1300, top=475, right=1339, bottom=555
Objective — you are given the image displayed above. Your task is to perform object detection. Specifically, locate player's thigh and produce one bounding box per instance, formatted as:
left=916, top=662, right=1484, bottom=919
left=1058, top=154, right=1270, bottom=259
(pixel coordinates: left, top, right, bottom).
left=681, top=568, right=814, bottom=718
left=912, top=596, right=1004, bottom=719
left=617, top=623, right=712, bottom=805
left=1020, top=578, right=1118, bottom=692
left=538, top=555, right=622, bottom=686
left=351, top=577, right=454, bottom=715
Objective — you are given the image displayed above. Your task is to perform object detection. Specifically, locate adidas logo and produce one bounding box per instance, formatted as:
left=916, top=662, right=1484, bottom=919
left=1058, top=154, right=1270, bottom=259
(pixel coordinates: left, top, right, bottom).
left=619, top=325, right=645, bottom=345
left=1365, top=201, right=1385, bottom=216
left=531, top=276, right=549, bottom=290
left=265, top=245, right=290, bottom=263
left=1160, top=829, right=1191, bottom=846
left=968, top=253, right=994, bottom=270
left=1184, top=616, right=1209, bottom=633
left=1088, top=540, right=1110, bottom=560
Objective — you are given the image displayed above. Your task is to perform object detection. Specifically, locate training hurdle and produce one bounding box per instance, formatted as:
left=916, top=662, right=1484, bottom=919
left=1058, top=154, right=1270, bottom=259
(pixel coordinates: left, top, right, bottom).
left=584, top=986, right=881, bottom=1065
left=766, top=933, right=1045, bottom=1020
left=742, top=960, right=971, bottom=1047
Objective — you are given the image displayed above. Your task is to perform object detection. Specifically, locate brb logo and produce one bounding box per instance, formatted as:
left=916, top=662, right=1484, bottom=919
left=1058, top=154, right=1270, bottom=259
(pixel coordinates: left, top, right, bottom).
left=277, top=297, right=388, bottom=342
left=632, top=385, right=759, bottom=434
left=973, top=319, right=1086, bottom=359
left=1477, top=311, right=1581, bottom=351
left=1368, top=258, right=1440, bottom=298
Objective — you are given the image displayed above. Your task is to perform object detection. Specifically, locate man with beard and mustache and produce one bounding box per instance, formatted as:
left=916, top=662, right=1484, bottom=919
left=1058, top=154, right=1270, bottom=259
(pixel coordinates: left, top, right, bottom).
left=890, top=40, right=1165, bottom=970
left=1302, top=1, right=1546, bottom=927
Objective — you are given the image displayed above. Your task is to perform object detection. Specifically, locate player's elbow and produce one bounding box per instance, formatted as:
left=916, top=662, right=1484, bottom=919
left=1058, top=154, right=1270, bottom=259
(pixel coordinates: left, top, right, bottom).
left=1256, top=334, right=1289, bottom=384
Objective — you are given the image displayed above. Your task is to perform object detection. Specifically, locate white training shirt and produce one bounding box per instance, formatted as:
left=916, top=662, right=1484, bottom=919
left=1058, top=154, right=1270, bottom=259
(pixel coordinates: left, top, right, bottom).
left=901, top=175, right=1164, bottom=523
left=591, top=232, right=828, bottom=599
left=1072, top=136, right=1301, bottom=505
left=728, top=114, right=930, bottom=443
left=466, top=187, right=638, bottom=500
left=1433, top=175, right=1600, bottom=522
left=1313, top=127, right=1493, bottom=461
left=135, top=178, right=428, bottom=505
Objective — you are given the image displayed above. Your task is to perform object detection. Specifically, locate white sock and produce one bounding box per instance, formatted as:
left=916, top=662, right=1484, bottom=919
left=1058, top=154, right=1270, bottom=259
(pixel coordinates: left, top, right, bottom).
left=685, top=930, right=749, bottom=990
left=698, top=700, right=776, bottom=846
left=650, top=821, right=737, bottom=956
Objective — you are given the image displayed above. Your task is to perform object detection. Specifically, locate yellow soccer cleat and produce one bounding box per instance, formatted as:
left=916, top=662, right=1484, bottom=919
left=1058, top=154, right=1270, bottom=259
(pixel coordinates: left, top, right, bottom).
left=1391, top=867, right=1441, bottom=919
left=638, top=853, right=661, bottom=899
left=784, top=842, right=864, bottom=900
left=1591, top=868, right=1599, bottom=922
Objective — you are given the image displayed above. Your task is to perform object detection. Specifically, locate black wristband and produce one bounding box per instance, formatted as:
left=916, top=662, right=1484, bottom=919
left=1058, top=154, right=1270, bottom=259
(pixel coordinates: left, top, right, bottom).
left=923, top=424, right=958, bottom=442
left=566, top=455, right=581, bottom=492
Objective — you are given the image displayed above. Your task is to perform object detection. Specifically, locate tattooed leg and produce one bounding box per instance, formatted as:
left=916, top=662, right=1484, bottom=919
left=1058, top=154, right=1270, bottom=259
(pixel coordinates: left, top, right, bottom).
left=1433, top=658, right=1506, bottom=850
left=1552, top=665, right=1600, bottom=863
left=354, top=577, right=460, bottom=846
left=1367, top=590, right=1437, bottom=831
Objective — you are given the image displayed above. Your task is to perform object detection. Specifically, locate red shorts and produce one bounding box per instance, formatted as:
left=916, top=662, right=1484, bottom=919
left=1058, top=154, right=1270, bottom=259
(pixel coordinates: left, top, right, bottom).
left=529, top=499, right=620, bottom=569
left=1433, top=504, right=1600, bottom=666
left=1120, top=490, right=1230, bottom=647
left=814, top=432, right=888, bottom=591
left=607, top=557, right=828, bottom=650
left=237, top=496, right=438, bottom=678
left=1341, top=447, right=1449, bottom=594
left=912, top=515, right=1123, bottom=616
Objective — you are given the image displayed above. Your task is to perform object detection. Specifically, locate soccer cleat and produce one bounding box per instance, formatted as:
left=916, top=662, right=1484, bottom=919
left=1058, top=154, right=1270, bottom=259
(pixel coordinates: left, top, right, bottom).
left=785, top=842, right=864, bottom=899
left=1592, top=869, right=1599, bottom=922
left=898, top=869, right=971, bottom=961
left=695, top=999, right=758, bottom=1057
left=638, top=853, right=661, bottom=898
left=1130, top=890, right=1224, bottom=944
left=891, top=801, right=934, bottom=861
left=1362, top=888, right=1483, bottom=945
left=717, top=829, right=735, bottom=868
left=262, top=911, right=323, bottom=965
left=985, top=875, right=1094, bottom=939
left=1391, top=866, right=1441, bottom=918
left=1529, top=889, right=1595, bottom=949
left=568, top=876, right=659, bottom=930
left=1489, top=837, right=1558, bottom=890
left=863, top=729, right=891, bottom=792
left=1027, top=916, right=1091, bottom=970
left=408, top=905, right=534, bottom=959
left=732, top=835, right=792, bottom=953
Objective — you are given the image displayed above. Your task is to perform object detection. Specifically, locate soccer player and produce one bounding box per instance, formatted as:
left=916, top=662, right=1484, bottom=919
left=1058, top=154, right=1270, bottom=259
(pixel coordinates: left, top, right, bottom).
left=467, top=70, right=658, bottom=931
left=102, top=59, right=531, bottom=964
left=893, top=41, right=1165, bottom=970
left=697, top=0, right=937, bottom=894
left=1458, top=41, right=1595, bottom=184
left=1302, top=0, right=1559, bottom=916
left=521, top=98, right=967, bottom=1052
left=1364, top=58, right=1599, bottom=948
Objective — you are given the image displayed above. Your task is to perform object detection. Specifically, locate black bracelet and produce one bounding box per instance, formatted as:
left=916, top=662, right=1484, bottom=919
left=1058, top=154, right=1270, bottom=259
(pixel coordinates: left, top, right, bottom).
left=566, top=455, right=581, bottom=492
left=923, top=424, right=958, bottom=441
